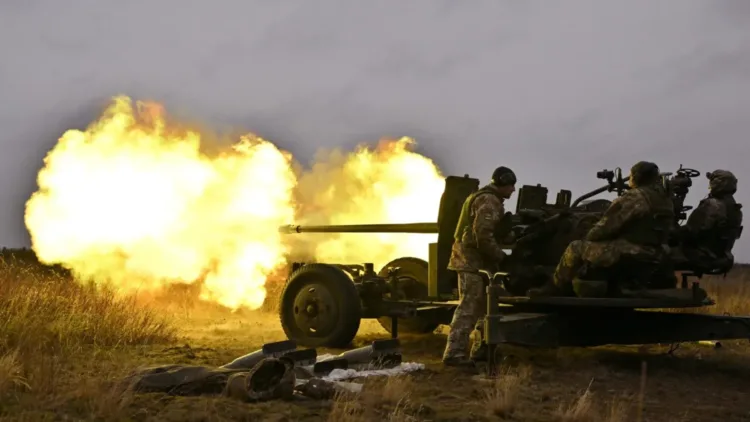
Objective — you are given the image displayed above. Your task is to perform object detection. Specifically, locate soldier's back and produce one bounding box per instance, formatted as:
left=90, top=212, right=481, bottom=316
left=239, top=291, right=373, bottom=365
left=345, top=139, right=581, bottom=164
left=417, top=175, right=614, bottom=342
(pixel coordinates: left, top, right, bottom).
left=448, top=187, right=505, bottom=272
left=617, top=184, right=674, bottom=248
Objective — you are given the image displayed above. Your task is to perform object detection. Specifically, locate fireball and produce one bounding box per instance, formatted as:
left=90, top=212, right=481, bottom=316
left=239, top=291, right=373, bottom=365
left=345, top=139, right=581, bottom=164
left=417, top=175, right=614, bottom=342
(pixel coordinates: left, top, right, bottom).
left=24, top=96, right=445, bottom=310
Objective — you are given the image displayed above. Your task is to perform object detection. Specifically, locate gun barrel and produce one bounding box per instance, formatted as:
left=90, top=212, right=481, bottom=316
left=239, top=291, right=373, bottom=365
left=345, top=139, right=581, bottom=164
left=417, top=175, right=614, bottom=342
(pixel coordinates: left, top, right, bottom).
left=279, top=222, right=439, bottom=234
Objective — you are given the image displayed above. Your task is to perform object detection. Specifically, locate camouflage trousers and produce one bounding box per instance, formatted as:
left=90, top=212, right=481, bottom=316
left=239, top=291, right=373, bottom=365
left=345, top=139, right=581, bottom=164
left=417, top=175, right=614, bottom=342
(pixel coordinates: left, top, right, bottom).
left=442, top=271, right=487, bottom=361
left=553, top=239, right=663, bottom=293
left=671, top=245, right=733, bottom=273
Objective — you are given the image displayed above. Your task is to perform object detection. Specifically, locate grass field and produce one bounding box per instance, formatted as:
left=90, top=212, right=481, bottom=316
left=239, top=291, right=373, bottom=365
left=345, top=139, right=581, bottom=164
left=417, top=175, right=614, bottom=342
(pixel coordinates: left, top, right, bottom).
left=1, top=248, right=750, bottom=421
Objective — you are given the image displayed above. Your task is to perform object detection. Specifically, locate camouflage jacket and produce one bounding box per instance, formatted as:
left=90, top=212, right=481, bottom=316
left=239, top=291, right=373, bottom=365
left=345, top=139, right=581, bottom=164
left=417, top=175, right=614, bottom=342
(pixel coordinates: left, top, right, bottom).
left=679, top=194, right=743, bottom=261
left=586, top=183, right=674, bottom=249
left=448, top=184, right=508, bottom=272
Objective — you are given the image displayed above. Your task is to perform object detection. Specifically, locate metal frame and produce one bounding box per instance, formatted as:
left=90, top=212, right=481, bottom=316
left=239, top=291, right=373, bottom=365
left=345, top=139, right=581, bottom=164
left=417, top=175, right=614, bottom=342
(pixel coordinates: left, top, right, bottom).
left=481, top=271, right=750, bottom=376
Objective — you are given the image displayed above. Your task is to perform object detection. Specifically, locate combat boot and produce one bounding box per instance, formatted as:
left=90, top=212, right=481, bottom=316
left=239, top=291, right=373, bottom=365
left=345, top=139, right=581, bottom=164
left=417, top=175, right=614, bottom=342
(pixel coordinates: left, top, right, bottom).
left=469, top=342, right=488, bottom=363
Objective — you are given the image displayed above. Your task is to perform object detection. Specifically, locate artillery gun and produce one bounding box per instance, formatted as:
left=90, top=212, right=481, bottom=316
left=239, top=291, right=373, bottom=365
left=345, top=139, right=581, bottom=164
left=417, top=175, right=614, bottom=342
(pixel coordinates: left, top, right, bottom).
left=277, top=166, right=747, bottom=370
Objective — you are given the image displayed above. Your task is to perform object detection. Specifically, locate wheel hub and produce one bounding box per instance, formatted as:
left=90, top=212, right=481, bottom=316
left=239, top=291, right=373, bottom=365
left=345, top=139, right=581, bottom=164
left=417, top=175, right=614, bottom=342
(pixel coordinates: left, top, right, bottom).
left=292, top=283, right=338, bottom=336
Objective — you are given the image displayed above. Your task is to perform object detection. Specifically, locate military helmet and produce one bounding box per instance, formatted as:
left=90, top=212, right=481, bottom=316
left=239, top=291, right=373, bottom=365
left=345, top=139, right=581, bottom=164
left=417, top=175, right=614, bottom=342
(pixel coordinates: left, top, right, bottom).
left=630, top=161, right=660, bottom=187
left=707, top=169, right=737, bottom=195
left=492, top=166, right=517, bottom=186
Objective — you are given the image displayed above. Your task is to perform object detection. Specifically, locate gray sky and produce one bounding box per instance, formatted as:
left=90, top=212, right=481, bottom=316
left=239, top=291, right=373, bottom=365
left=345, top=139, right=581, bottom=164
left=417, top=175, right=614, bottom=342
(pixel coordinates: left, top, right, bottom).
left=2, top=0, right=749, bottom=261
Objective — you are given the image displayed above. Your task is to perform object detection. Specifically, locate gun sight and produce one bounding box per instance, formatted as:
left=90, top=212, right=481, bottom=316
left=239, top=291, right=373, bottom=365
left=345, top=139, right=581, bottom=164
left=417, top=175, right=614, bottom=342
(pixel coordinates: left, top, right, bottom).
left=596, top=169, right=615, bottom=180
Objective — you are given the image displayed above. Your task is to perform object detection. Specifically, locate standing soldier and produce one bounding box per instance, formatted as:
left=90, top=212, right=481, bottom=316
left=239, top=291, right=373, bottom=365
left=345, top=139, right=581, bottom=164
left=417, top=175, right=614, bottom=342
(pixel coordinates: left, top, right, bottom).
left=442, top=166, right=517, bottom=368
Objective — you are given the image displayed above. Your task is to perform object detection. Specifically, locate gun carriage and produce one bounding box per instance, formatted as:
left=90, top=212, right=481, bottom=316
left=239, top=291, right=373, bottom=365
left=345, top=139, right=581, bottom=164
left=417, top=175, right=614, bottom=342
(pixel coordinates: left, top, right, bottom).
left=277, top=165, right=747, bottom=373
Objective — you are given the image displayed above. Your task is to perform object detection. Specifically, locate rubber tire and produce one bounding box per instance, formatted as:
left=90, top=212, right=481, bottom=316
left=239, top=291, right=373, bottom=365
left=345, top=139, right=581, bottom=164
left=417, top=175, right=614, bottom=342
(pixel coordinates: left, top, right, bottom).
left=279, top=263, right=362, bottom=348
left=376, top=257, right=441, bottom=335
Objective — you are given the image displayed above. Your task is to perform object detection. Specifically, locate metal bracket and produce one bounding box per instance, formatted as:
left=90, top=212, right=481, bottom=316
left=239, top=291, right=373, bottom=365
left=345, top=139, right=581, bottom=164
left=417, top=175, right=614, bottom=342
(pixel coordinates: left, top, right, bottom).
left=480, top=271, right=511, bottom=377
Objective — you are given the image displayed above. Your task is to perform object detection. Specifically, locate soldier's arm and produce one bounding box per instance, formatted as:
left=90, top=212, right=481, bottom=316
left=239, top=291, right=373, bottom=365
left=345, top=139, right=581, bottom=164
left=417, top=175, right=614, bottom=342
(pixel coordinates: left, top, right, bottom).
left=682, top=199, right=722, bottom=237
left=586, top=191, right=648, bottom=241
left=472, top=195, right=507, bottom=262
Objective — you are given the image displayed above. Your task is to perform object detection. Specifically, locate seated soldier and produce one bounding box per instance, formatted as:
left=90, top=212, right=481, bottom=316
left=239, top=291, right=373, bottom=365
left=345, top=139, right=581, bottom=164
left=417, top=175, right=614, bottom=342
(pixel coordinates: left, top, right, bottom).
left=529, top=161, right=675, bottom=297
left=671, top=170, right=743, bottom=274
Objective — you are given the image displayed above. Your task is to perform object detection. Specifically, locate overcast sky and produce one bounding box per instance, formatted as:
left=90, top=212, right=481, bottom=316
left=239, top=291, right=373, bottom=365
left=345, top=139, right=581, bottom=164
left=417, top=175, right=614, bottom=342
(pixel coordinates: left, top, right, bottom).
left=1, top=0, right=749, bottom=261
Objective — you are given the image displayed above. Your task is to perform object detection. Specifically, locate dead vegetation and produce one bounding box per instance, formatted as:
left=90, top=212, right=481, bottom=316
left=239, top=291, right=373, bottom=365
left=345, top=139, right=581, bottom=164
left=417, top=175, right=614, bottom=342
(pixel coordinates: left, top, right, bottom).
left=482, top=365, right=532, bottom=418
left=552, top=380, right=635, bottom=422
left=0, top=248, right=176, bottom=419
left=0, top=247, right=749, bottom=421
left=328, top=375, right=430, bottom=422
left=0, top=249, right=175, bottom=355
left=696, top=265, right=750, bottom=316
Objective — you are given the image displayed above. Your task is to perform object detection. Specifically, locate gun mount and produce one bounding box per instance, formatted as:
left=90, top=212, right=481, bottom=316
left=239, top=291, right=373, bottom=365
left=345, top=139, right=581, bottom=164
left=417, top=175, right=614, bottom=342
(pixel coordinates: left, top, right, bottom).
left=277, top=168, right=750, bottom=374
left=581, top=164, right=701, bottom=223
left=667, top=165, right=701, bottom=221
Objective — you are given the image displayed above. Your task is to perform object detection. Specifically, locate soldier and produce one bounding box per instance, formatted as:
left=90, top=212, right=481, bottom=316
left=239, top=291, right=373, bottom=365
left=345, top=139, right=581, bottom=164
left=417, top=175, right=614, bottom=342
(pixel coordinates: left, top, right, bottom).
left=673, top=170, right=743, bottom=272
left=442, top=166, right=517, bottom=368
left=530, top=161, right=674, bottom=297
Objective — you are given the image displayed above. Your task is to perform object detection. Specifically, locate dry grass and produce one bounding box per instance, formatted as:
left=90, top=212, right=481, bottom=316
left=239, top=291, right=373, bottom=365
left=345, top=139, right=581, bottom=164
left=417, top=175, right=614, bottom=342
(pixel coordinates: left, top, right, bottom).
left=553, top=380, right=636, bottom=422
left=0, top=249, right=175, bottom=356
left=0, top=350, right=30, bottom=395
left=0, top=248, right=176, bottom=419
left=377, top=375, right=416, bottom=405
left=328, top=375, right=426, bottom=422
left=328, top=390, right=366, bottom=422
left=554, top=380, right=596, bottom=422
left=697, top=265, right=750, bottom=316
left=482, top=365, right=532, bottom=418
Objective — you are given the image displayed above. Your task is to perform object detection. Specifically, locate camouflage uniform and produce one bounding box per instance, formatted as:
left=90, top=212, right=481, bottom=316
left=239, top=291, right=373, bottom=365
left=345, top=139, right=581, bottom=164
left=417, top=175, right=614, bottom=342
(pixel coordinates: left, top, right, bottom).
left=673, top=170, right=743, bottom=272
left=542, top=162, right=675, bottom=296
left=442, top=170, right=514, bottom=365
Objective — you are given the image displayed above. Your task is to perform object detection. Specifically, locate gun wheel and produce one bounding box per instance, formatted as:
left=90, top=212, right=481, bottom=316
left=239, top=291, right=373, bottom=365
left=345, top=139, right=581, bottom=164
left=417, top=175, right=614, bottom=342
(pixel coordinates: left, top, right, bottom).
left=377, top=257, right=441, bottom=335
left=279, top=263, right=362, bottom=348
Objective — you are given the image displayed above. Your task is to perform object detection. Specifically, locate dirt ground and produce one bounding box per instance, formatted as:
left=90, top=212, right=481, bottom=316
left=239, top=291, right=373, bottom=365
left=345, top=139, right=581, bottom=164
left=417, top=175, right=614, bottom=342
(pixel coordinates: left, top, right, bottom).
left=2, top=249, right=750, bottom=421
